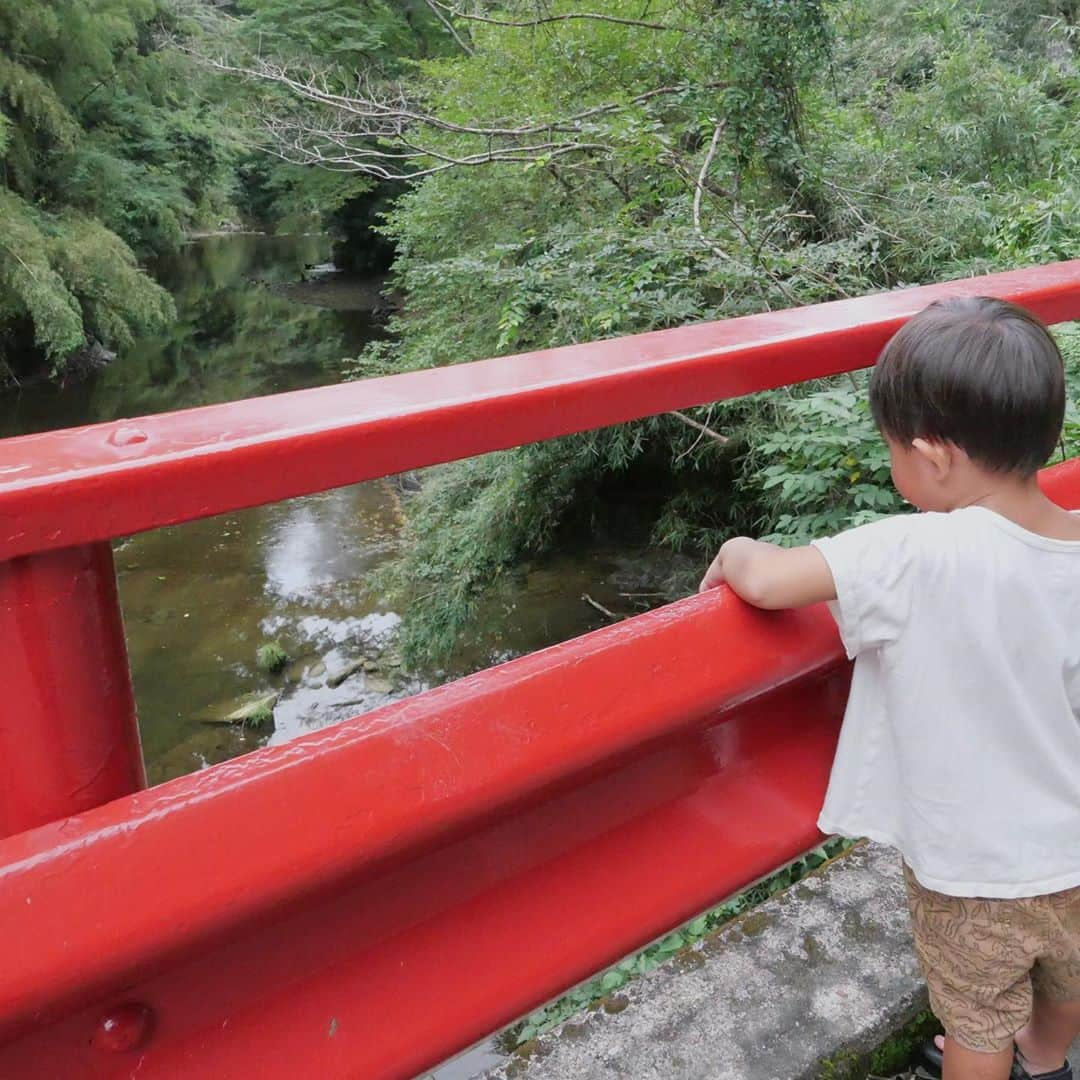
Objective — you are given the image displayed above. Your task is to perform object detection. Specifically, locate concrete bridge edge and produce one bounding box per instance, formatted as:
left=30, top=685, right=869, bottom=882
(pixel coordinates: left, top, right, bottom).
left=481, top=841, right=931, bottom=1080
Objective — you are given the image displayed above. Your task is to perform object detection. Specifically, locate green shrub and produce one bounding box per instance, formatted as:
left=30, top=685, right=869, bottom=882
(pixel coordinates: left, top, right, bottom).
left=338, top=0, right=1080, bottom=662
left=256, top=641, right=289, bottom=674
left=741, top=379, right=908, bottom=545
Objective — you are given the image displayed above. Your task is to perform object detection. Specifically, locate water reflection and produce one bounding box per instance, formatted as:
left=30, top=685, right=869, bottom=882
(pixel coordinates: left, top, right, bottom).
left=263, top=484, right=398, bottom=601
left=116, top=481, right=417, bottom=783
left=0, top=235, right=377, bottom=436
left=0, top=234, right=406, bottom=782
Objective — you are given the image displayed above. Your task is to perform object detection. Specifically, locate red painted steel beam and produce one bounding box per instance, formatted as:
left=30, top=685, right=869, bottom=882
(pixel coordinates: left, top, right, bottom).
left=1040, top=454, right=1080, bottom=504
left=0, top=544, right=145, bottom=836
left=1, top=457, right=1078, bottom=1078
left=0, top=587, right=849, bottom=1078
left=2, top=260, right=1080, bottom=561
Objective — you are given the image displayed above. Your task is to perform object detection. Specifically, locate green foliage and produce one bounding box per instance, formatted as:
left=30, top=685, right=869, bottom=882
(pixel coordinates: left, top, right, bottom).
left=217, top=0, right=454, bottom=246
left=865, top=1009, right=941, bottom=1078
left=0, top=0, right=236, bottom=378
left=0, top=191, right=84, bottom=361
left=1060, top=324, right=1080, bottom=459
left=356, top=0, right=1080, bottom=661
left=236, top=157, right=372, bottom=234
left=813, top=1008, right=941, bottom=1078
left=234, top=0, right=448, bottom=71
left=739, top=323, right=1080, bottom=547
left=815, top=0, right=1079, bottom=284
left=0, top=191, right=174, bottom=372
left=377, top=439, right=599, bottom=663
left=741, top=380, right=908, bottom=546
left=244, top=702, right=274, bottom=729
left=256, top=641, right=289, bottom=674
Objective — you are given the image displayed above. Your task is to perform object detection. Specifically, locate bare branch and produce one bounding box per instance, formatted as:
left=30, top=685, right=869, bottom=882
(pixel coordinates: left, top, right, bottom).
left=176, top=39, right=718, bottom=181
left=431, top=0, right=686, bottom=33
left=666, top=140, right=803, bottom=308
left=752, top=209, right=815, bottom=262
left=692, top=119, right=729, bottom=262
left=263, top=117, right=612, bottom=180
left=422, top=0, right=476, bottom=55
left=190, top=49, right=707, bottom=137
left=581, top=593, right=627, bottom=621
left=668, top=409, right=729, bottom=446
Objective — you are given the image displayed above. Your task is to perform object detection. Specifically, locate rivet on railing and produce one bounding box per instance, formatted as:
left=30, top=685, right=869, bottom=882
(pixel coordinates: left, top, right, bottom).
left=91, top=1003, right=155, bottom=1053
left=107, top=426, right=149, bottom=447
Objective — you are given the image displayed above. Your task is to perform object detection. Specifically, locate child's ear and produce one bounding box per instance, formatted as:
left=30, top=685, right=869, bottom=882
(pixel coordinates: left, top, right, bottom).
left=911, top=437, right=953, bottom=479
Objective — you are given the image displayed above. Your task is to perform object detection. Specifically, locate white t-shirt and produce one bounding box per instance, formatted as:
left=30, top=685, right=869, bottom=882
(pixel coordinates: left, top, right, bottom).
left=811, top=506, right=1080, bottom=899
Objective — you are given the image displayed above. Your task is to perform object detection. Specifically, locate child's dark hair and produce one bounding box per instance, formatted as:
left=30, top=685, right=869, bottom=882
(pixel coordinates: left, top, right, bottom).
left=869, top=296, right=1065, bottom=476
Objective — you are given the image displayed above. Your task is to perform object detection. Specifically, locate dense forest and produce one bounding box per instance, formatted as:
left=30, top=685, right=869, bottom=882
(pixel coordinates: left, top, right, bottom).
left=3, top=0, right=1079, bottom=662
left=1, top=1, right=222, bottom=381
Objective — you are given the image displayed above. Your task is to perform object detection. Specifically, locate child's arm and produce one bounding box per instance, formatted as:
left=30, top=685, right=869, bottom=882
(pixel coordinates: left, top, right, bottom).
left=699, top=537, right=837, bottom=610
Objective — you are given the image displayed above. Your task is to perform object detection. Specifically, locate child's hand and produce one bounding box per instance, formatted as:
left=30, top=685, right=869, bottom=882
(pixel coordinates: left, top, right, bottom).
left=698, top=548, right=727, bottom=592
left=698, top=538, right=756, bottom=593
left=698, top=537, right=837, bottom=609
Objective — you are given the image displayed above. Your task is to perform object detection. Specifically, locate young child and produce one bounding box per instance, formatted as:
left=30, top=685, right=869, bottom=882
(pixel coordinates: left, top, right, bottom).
left=699, top=297, right=1080, bottom=1080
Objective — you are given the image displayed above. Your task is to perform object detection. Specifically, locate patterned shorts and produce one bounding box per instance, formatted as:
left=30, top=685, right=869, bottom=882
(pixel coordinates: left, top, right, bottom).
left=903, top=865, right=1080, bottom=1053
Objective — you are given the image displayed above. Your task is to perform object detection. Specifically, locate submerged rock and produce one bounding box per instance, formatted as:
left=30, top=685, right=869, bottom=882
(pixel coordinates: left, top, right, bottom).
left=147, top=727, right=251, bottom=785
left=203, top=691, right=279, bottom=728
left=56, top=339, right=116, bottom=386
left=327, top=658, right=367, bottom=688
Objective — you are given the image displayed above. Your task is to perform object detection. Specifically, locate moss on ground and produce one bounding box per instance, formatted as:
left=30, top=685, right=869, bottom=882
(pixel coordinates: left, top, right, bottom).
left=815, top=1008, right=942, bottom=1079
left=869, top=1009, right=941, bottom=1075
left=817, top=1047, right=863, bottom=1080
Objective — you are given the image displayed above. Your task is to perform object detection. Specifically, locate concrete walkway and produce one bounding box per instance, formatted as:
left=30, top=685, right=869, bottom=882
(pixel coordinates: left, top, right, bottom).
left=481, top=843, right=1080, bottom=1080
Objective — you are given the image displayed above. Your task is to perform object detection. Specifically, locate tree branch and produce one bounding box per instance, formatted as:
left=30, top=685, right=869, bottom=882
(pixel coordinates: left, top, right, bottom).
left=692, top=119, right=729, bottom=262
left=187, top=47, right=702, bottom=132
left=668, top=409, right=729, bottom=446
left=422, top=0, right=476, bottom=55
left=430, top=0, right=686, bottom=33
left=178, top=41, right=720, bottom=181
left=582, top=593, right=627, bottom=620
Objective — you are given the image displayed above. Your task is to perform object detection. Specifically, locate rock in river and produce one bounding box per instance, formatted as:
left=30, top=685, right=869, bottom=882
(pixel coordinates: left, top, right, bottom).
left=203, top=691, right=279, bottom=727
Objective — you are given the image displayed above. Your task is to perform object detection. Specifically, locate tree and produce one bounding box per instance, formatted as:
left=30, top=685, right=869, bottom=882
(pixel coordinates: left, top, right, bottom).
left=0, top=0, right=235, bottom=382
left=189, top=0, right=457, bottom=270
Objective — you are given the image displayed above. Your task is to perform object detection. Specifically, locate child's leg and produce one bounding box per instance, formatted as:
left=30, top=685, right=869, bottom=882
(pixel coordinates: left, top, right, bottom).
left=1016, top=995, right=1080, bottom=1074
left=903, top=865, right=1041, bottom=1075
left=1017, top=885, right=1080, bottom=1074
left=941, top=1039, right=1014, bottom=1080
left=931, top=994, right=1080, bottom=1075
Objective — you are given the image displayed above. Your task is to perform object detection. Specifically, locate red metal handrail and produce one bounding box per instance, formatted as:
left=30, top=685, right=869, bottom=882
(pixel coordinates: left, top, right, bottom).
left=1, top=263, right=1079, bottom=1078
left=3, top=260, right=1079, bottom=562
left=0, top=592, right=848, bottom=1074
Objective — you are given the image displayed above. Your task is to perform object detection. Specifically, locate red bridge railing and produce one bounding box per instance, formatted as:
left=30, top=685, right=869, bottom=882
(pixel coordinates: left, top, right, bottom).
left=1, top=262, right=1079, bottom=1077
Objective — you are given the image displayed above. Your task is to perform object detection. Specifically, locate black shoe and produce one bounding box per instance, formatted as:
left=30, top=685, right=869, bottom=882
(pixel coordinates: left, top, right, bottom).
left=915, top=1039, right=945, bottom=1076
left=915, top=1038, right=941, bottom=1071
left=1015, top=1063, right=1075, bottom=1080
left=916, top=1038, right=1073, bottom=1080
